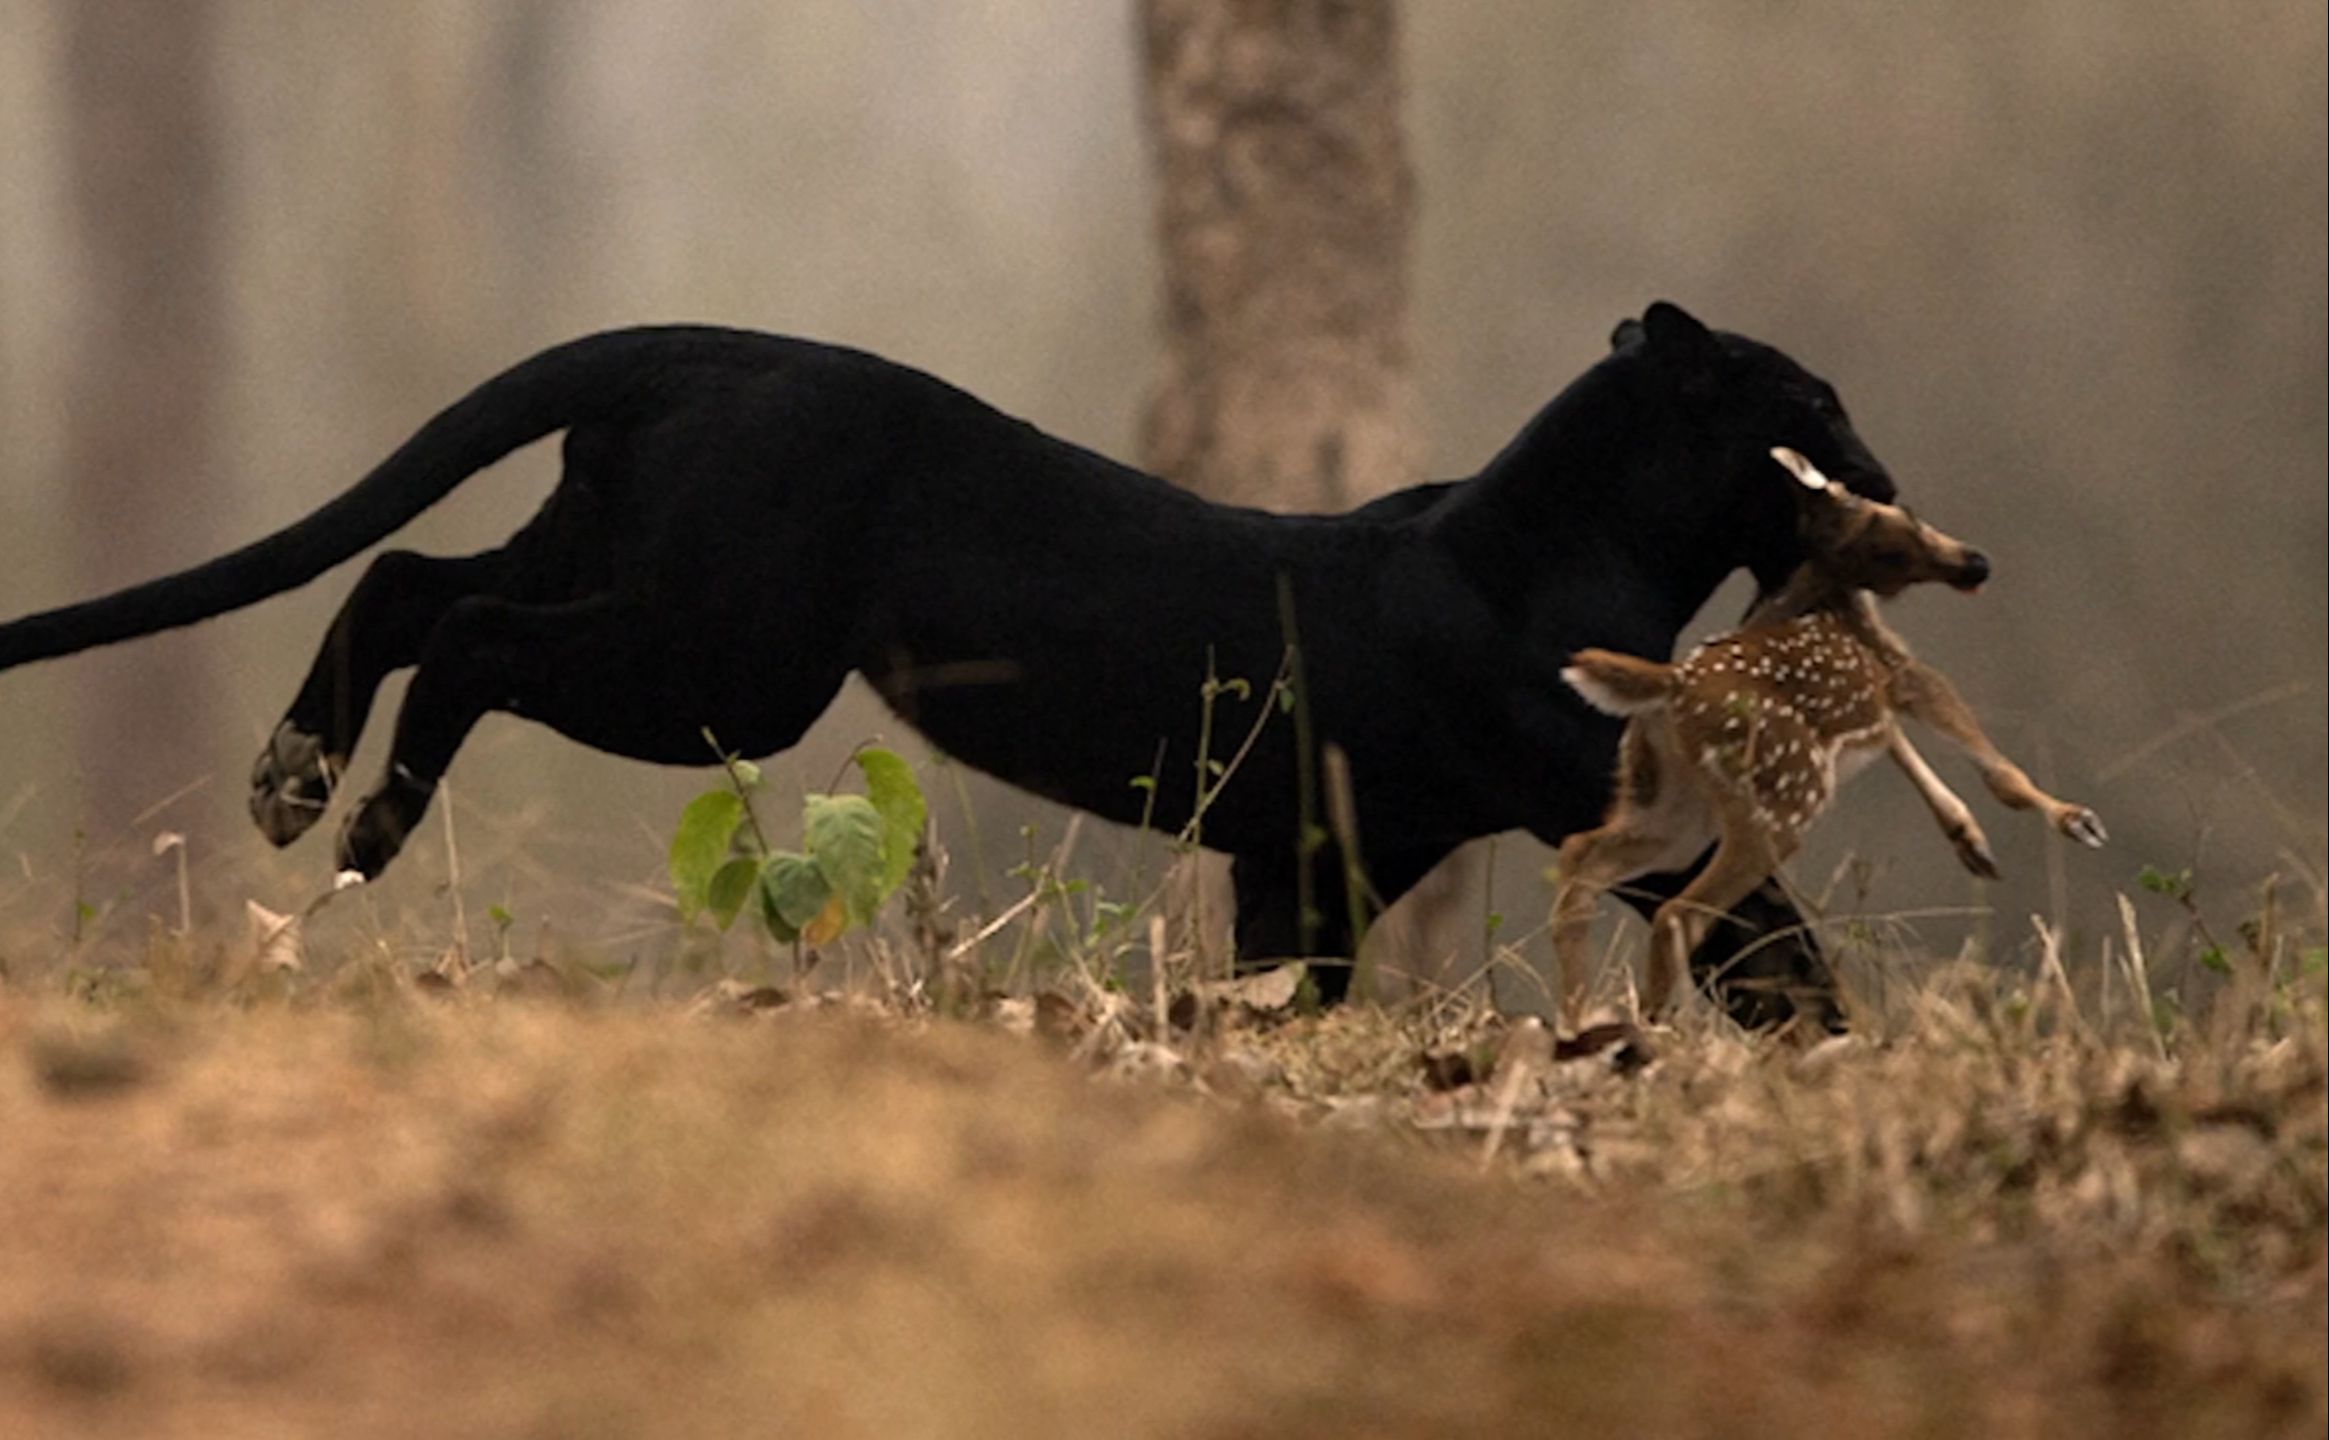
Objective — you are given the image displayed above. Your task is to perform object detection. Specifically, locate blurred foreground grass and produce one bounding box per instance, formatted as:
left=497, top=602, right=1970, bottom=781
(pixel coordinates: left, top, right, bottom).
left=1, top=929, right=2321, bottom=1439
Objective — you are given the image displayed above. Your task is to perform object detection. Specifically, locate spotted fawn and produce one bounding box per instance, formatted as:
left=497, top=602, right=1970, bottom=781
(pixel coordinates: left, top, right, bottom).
left=1552, top=447, right=2107, bottom=1030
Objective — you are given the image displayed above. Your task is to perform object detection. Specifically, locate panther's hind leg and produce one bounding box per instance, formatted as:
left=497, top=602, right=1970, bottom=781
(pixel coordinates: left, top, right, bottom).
left=252, top=549, right=510, bottom=846
left=334, top=593, right=842, bottom=880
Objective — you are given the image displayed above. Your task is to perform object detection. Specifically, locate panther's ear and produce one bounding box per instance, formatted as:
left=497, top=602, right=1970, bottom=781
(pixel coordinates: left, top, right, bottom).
left=1642, top=300, right=1715, bottom=354
left=1609, top=317, right=1647, bottom=351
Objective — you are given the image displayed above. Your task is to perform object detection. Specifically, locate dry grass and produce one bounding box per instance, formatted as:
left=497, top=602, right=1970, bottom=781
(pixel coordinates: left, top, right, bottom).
left=0, top=900, right=2321, bottom=1440
left=0, top=806, right=2321, bottom=1437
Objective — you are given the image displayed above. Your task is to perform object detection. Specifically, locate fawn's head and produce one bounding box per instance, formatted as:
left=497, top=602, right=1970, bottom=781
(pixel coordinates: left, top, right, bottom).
left=1769, top=447, right=1989, bottom=597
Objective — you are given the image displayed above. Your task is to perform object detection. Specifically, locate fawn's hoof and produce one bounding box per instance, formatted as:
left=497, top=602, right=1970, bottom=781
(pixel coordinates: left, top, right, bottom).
left=1951, top=825, right=2002, bottom=880
left=250, top=722, right=337, bottom=847
left=2059, top=806, right=2108, bottom=849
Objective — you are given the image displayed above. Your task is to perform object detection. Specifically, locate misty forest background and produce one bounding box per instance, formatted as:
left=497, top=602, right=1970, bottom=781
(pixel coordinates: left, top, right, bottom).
left=0, top=3, right=2320, bottom=992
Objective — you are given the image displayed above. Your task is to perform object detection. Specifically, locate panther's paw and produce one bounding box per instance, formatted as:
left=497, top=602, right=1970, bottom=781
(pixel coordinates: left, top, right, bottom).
left=250, top=722, right=339, bottom=847
left=335, top=767, right=431, bottom=880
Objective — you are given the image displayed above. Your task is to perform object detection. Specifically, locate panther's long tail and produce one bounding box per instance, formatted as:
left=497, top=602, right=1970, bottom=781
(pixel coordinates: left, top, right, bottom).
left=0, top=326, right=766, bottom=673
left=1561, top=648, right=1676, bottom=716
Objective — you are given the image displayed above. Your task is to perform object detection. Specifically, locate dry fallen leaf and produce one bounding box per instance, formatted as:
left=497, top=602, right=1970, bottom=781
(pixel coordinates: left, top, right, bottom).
left=1200, top=963, right=1305, bottom=1013
left=244, top=900, right=305, bottom=974
left=803, top=893, right=849, bottom=946
left=1103, top=1041, right=1189, bottom=1085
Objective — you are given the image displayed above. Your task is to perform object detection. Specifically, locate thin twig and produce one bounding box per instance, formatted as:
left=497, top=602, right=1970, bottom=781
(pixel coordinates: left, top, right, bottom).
left=946, top=888, right=1043, bottom=963
left=129, top=773, right=213, bottom=828
left=1476, top=1050, right=1536, bottom=1170
left=1178, top=650, right=1296, bottom=845
left=2096, top=679, right=2312, bottom=781
left=2116, top=893, right=2169, bottom=1061
left=441, top=777, right=468, bottom=968
left=2029, top=913, right=2086, bottom=1041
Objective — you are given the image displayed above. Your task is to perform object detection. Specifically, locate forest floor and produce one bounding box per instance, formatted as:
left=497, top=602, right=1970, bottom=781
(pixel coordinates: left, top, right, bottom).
left=2, top=958, right=2321, bottom=1438
left=0, top=840, right=2323, bottom=1438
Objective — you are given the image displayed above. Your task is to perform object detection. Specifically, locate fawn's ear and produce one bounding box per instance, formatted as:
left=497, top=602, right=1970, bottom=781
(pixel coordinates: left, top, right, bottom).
left=1774, top=448, right=1854, bottom=541
left=1770, top=447, right=1834, bottom=493
left=1609, top=316, right=1647, bottom=351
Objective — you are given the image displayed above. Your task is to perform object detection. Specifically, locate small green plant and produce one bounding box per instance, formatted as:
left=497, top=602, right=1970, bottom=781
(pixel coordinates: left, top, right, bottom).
left=486, top=903, right=518, bottom=967
left=669, top=741, right=928, bottom=950
left=2136, top=862, right=2234, bottom=975
left=2135, top=863, right=2194, bottom=902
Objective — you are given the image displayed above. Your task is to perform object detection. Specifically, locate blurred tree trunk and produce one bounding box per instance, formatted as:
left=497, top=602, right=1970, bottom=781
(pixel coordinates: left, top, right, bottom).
left=1140, top=0, right=1418, bottom=511
left=1138, top=0, right=1475, bottom=994
left=62, top=1, right=225, bottom=826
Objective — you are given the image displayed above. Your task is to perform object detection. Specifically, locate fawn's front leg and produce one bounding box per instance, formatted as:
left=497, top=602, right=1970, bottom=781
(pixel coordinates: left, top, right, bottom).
left=1891, top=661, right=2107, bottom=848
left=1886, top=729, right=2001, bottom=878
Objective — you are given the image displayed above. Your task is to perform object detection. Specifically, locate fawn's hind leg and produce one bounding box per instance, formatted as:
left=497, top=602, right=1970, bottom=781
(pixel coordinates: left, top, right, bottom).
left=252, top=549, right=511, bottom=845
left=1890, top=661, right=2106, bottom=848
left=1645, top=821, right=1785, bottom=1021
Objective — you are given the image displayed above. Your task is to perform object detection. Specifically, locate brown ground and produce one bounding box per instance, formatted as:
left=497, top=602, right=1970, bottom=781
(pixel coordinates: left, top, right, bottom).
left=1, top=969, right=2321, bottom=1440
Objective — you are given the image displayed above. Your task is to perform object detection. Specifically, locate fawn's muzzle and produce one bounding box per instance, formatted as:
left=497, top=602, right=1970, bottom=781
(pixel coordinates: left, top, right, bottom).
left=1954, top=551, right=1991, bottom=591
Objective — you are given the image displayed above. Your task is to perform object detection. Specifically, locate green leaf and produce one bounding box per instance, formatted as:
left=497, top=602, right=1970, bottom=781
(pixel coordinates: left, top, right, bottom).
left=855, top=747, right=928, bottom=894
left=2198, top=946, right=2233, bottom=976
left=804, top=794, right=886, bottom=925
left=706, top=857, right=760, bottom=930
left=2137, top=864, right=2192, bottom=901
left=487, top=904, right=514, bottom=930
left=759, top=851, right=830, bottom=941
left=758, top=899, right=797, bottom=944
left=1093, top=898, right=1135, bottom=930
left=1128, top=774, right=1157, bottom=793
left=669, top=791, right=747, bottom=920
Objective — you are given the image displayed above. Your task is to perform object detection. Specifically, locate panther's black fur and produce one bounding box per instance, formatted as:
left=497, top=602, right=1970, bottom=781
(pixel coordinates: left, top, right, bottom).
left=0, top=302, right=1897, bottom=1028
